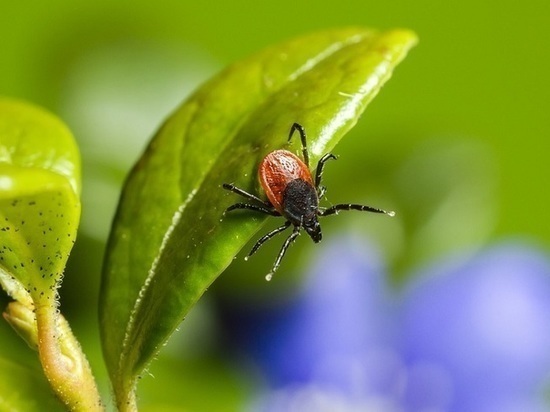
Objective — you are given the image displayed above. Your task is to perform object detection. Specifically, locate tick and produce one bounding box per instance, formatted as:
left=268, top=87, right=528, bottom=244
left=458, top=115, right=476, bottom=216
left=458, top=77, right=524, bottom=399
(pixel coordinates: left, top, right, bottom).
left=223, top=123, right=394, bottom=281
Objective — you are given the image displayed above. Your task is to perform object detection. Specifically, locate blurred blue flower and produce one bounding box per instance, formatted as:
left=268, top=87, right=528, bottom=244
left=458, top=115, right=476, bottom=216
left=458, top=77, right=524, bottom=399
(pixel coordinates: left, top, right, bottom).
left=227, top=236, right=550, bottom=411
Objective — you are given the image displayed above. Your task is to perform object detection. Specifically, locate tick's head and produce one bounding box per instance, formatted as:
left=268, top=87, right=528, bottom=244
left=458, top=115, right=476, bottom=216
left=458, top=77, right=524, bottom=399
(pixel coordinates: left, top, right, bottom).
left=303, top=216, right=322, bottom=243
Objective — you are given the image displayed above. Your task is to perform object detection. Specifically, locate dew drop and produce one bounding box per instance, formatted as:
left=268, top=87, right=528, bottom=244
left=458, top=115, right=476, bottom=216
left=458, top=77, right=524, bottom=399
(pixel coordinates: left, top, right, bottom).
left=387, top=211, right=396, bottom=217
left=265, top=273, right=273, bottom=282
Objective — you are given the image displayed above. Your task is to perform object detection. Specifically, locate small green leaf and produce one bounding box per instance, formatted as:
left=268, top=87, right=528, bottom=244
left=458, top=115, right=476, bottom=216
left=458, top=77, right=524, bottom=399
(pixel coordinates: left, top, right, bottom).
left=0, top=96, right=80, bottom=310
left=0, top=98, right=103, bottom=411
left=3, top=301, right=39, bottom=350
left=100, top=28, right=417, bottom=407
left=0, top=356, right=65, bottom=411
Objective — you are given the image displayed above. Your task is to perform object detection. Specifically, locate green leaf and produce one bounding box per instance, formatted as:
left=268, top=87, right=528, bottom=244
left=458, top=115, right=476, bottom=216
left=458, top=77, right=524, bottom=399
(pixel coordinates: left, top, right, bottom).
left=0, top=99, right=103, bottom=412
left=0, top=356, right=65, bottom=411
left=100, top=27, right=417, bottom=407
left=0, top=96, right=81, bottom=311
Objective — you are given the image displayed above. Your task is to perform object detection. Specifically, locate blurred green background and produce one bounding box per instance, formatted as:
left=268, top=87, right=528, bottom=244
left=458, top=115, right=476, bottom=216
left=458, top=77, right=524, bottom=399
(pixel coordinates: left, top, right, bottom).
left=2, top=0, right=549, bottom=409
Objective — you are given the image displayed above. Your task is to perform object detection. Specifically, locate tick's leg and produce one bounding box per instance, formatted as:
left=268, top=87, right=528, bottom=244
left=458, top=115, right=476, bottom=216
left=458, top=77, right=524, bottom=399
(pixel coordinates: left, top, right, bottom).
left=320, top=203, right=395, bottom=217
left=265, top=225, right=301, bottom=281
left=247, top=221, right=291, bottom=258
left=223, top=183, right=268, bottom=204
left=225, top=203, right=280, bottom=216
left=288, top=123, right=309, bottom=168
left=223, top=183, right=279, bottom=215
left=314, top=153, right=337, bottom=192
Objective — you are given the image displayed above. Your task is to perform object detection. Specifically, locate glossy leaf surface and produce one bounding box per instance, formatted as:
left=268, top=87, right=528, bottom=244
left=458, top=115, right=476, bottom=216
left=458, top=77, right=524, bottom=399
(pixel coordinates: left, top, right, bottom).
left=0, top=97, right=80, bottom=311
left=99, top=28, right=417, bottom=405
left=0, top=98, right=93, bottom=410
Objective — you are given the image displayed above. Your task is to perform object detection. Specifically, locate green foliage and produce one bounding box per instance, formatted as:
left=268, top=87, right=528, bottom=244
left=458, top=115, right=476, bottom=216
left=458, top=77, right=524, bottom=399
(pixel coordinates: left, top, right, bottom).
left=0, top=27, right=418, bottom=410
left=0, top=98, right=102, bottom=411
left=99, top=27, right=417, bottom=407
left=0, top=97, right=80, bottom=308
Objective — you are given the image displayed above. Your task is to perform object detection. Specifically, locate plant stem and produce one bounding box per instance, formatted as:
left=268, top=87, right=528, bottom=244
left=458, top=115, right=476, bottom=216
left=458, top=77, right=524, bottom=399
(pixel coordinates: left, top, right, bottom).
left=116, top=383, right=138, bottom=412
left=35, top=304, right=104, bottom=411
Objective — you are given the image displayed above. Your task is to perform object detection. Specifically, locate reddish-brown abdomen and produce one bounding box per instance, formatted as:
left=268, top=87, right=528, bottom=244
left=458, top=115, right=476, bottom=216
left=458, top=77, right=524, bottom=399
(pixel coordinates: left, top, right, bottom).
left=259, top=149, right=313, bottom=213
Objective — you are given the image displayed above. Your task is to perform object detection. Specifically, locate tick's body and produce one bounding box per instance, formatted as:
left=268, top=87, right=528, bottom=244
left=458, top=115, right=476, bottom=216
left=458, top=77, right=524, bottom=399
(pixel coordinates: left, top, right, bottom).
left=223, top=123, right=393, bottom=280
left=260, top=150, right=319, bottom=233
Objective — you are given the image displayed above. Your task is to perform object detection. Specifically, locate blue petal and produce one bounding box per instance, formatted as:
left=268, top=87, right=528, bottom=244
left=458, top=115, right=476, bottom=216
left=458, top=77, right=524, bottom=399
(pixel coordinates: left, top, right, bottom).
left=401, top=242, right=550, bottom=410
left=230, top=235, right=398, bottom=393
